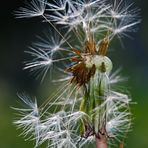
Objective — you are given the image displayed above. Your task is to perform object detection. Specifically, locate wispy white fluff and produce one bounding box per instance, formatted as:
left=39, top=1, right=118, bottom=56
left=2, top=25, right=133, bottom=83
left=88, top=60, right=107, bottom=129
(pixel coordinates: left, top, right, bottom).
left=32, top=29, right=71, bottom=57
left=14, top=0, right=140, bottom=80
left=13, top=0, right=139, bottom=147
left=24, top=47, right=53, bottom=81
left=23, top=45, right=73, bottom=81
left=13, top=93, right=41, bottom=146
left=15, top=0, right=46, bottom=18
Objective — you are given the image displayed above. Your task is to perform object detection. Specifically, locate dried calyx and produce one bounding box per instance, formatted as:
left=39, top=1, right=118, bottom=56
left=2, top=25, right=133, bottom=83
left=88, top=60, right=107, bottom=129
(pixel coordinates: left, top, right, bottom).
left=66, top=37, right=112, bottom=86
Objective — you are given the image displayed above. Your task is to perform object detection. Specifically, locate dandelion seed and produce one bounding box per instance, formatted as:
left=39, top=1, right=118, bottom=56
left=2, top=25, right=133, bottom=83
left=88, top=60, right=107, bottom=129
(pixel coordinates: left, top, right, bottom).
left=108, top=0, right=140, bottom=39
left=13, top=93, right=41, bottom=145
left=15, top=0, right=47, bottom=18
left=24, top=47, right=53, bottom=81
left=32, top=29, right=71, bottom=57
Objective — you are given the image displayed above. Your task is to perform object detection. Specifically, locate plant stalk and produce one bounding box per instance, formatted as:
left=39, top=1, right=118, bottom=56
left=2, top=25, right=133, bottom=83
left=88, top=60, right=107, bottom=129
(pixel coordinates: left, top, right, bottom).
left=95, top=135, right=107, bottom=148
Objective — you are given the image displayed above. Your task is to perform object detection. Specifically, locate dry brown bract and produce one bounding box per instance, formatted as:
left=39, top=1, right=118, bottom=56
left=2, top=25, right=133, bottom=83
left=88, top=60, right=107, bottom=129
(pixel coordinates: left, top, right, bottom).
left=66, top=38, right=109, bottom=86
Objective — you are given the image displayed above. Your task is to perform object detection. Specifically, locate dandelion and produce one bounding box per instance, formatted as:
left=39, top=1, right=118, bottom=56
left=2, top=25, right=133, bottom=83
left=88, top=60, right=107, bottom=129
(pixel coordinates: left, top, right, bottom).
left=13, top=0, right=140, bottom=148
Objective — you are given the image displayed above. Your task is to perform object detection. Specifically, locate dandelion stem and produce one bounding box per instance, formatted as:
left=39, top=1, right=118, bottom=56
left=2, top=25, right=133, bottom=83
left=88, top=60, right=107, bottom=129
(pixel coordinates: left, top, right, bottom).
left=95, top=135, right=108, bottom=148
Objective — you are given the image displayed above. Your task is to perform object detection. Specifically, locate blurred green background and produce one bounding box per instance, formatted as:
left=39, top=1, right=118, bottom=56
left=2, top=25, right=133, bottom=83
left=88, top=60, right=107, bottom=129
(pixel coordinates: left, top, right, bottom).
left=0, top=0, right=148, bottom=147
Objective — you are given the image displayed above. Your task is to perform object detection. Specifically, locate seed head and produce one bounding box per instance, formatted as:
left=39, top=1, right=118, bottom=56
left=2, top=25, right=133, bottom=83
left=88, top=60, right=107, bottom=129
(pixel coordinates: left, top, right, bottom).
left=13, top=0, right=140, bottom=147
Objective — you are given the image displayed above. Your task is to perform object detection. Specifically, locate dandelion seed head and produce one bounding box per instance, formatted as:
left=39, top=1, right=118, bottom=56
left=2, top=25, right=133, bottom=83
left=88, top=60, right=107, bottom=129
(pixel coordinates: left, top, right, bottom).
left=13, top=0, right=140, bottom=147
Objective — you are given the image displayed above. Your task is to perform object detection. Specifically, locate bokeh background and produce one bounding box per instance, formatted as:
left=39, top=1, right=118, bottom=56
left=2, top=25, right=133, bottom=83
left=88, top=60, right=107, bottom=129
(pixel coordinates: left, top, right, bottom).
left=0, top=0, right=148, bottom=147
